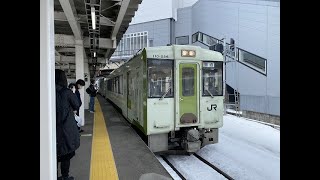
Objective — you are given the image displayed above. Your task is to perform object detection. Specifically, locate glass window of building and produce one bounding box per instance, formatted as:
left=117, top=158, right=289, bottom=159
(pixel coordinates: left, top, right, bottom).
left=176, top=36, right=189, bottom=45
left=112, top=31, right=149, bottom=58
left=238, top=49, right=266, bottom=74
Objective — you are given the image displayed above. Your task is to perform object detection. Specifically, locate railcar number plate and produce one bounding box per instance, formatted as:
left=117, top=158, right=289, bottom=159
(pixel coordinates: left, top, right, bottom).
left=152, top=54, right=169, bottom=58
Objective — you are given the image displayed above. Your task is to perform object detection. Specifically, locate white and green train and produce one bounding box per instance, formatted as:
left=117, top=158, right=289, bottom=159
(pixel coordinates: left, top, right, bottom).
left=99, top=45, right=224, bottom=153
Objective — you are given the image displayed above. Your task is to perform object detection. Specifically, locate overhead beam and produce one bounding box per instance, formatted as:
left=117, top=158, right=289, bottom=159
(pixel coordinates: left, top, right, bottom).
left=56, top=47, right=75, bottom=53
left=55, top=50, right=61, bottom=56
left=104, top=0, right=130, bottom=58
left=94, top=38, right=113, bottom=49
left=100, top=15, right=115, bottom=26
left=55, top=34, right=75, bottom=47
left=123, top=16, right=132, bottom=21
left=55, top=34, right=113, bottom=49
left=55, top=55, right=75, bottom=63
left=54, top=11, right=115, bottom=26
left=55, top=11, right=86, bottom=23
left=55, top=64, right=76, bottom=70
left=105, top=49, right=111, bottom=59
left=128, top=3, right=139, bottom=9
left=125, top=9, right=136, bottom=16
left=104, top=0, right=142, bottom=60
left=111, top=0, right=130, bottom=38
left=55, top=55, right=104, bottom=64
left=58, top=0, right=82, bottom=39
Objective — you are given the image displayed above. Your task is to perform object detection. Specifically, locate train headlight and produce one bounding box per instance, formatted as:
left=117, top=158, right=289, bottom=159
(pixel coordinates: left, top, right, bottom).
left=188, top=50, right=196, bottom=57
left=182, top=50, right=188, bottom=56
left=181, top=50, right=196, bottom=57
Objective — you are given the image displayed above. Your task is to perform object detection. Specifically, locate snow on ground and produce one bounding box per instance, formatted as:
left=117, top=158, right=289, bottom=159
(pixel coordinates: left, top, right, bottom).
left=197, top=115, right=280, bottom=180
left=157, top=155, right=227, bottom=180
left=226, top=109, right=242, bottom=115
left=158, top=114, right=280, bottom=180
left=156, top=156, right=182, bottom=180
left=220, top=114, right=280, bottom=156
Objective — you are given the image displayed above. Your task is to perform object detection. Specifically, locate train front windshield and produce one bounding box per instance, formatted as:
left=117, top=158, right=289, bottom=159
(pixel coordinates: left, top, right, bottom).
left=202, top=61, right=223, bottom=96
left=147, top=59, right=174, bottom=98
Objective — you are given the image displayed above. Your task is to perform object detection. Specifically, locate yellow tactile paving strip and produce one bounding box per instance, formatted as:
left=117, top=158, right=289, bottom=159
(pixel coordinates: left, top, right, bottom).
left=90, top=98, right=119, bottom=180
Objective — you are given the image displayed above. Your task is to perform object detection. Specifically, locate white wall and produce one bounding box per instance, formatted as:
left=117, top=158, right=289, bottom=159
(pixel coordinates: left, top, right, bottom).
left=126, top=19, right=172, bottom=47
left=130, top=0, right=173, bottom=24
left=173, top=0, right=199, bottom=20
left=266, top=6, right=280, bottom=97
left=176, top=0, right=280, bottom=115
left=84, top=62, right=90, bottom=110
left=175, top=7, right=193, bottom=43
left=40, top=0, right=56, bottom=179
left=131, top=0, right=199, bottom=24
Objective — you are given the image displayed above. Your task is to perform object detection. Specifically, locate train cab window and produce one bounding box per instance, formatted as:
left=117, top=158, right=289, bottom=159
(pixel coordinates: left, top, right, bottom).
left=182, top=67, right=195, bottom=96
left=202, top=61, right=223, bottom=96
left=147, top=59, right=174, bottom=98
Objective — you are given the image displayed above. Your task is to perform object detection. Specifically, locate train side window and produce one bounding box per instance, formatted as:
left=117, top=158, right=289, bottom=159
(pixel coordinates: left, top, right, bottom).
left=147, top=59, right=174, bottom=98
left=107, top=80, right=112, bottom=91
left=119, top=75, right=123, bottom=94
left=202, top=61, right=223, bottom=96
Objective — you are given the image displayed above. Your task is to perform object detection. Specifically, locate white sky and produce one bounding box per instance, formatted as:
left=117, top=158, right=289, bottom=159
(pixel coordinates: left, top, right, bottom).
left=157, top=114, right=280, bottom=180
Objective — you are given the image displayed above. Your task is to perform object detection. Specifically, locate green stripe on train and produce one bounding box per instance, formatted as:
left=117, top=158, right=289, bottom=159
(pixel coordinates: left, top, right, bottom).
left=142, top=49, right=148, bottom=134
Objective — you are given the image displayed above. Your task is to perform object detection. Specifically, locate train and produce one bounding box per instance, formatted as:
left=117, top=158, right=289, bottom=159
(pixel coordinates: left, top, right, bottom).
left=98, top=44, right=224, bottom=153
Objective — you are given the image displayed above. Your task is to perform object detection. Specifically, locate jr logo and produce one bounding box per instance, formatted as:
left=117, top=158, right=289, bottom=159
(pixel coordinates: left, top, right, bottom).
left=207, top=104, right=217, bottom=111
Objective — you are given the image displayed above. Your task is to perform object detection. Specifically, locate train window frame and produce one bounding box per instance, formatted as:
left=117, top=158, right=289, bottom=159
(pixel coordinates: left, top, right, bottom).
left=202, top=61, right=223, bottom=97
left=147, top=58, right=174, bottom=99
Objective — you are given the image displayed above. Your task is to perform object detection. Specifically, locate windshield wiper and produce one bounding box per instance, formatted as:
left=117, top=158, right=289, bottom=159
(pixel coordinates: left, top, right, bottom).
left=206, top=89, right=214, bottom=98
left=159, top=86, right=171, bottom=100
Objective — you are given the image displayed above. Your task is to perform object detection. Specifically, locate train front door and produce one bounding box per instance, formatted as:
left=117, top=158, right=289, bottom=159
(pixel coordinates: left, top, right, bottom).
left=176, top=62, right=200, bottom=126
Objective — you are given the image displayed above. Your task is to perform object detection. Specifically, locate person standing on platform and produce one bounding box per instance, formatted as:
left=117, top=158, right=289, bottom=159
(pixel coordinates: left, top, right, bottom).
left=55, top=69, right=80, bottom=180
left=86, top=79, right=98, bottom=113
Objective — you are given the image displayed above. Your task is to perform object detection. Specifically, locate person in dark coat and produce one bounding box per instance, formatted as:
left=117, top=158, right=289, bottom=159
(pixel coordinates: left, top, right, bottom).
left=68, top=83, right=84, bottom=133
left=74, top=79, right=85, bottom=132
left=74, top=79, right=85, bottom=116
left=55, top=69, right=80, bottom=180
left=88, top=79, right=98, bottom=113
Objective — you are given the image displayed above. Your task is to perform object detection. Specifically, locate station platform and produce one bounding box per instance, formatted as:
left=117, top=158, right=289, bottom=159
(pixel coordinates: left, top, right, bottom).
left=58, top=95, right=172, bottom=180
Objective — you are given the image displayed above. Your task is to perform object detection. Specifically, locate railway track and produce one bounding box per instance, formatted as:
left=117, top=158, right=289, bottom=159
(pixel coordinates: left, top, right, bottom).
left=160, top=154, right=234, bottom=180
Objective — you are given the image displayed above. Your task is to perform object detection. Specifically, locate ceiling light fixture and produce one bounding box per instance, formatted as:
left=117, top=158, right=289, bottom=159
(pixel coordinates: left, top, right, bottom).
left=91, top=7, right=96, bottom=30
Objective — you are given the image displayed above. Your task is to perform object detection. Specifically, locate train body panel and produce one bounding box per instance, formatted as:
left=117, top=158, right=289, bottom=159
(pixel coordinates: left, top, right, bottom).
left=147, top=98, right=175, bottom=135
left=100, top=45, right=224, bottom=153
left=200, top=96, right=224, bottom=129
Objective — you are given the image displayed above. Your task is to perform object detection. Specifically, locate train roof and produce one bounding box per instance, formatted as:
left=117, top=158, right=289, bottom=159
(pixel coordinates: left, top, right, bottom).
left=107, top=44, right=223, bottom=78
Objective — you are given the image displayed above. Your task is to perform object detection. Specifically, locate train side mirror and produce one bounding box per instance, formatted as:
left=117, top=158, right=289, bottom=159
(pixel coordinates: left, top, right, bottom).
left=230, top=38, right=235, bottom=51
left=215, top=44, right=224, bottom=53
left=209, top=44, right=223, bottom=54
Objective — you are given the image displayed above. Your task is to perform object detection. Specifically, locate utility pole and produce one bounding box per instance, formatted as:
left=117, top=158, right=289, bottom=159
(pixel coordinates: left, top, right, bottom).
left=221, top=37, right=239, bottom=116
left=222, top=37, right=227, bottom=115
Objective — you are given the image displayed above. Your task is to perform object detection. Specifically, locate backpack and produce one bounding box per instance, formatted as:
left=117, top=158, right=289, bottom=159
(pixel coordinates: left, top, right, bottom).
left=86, top=87, right=92, bottom=94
